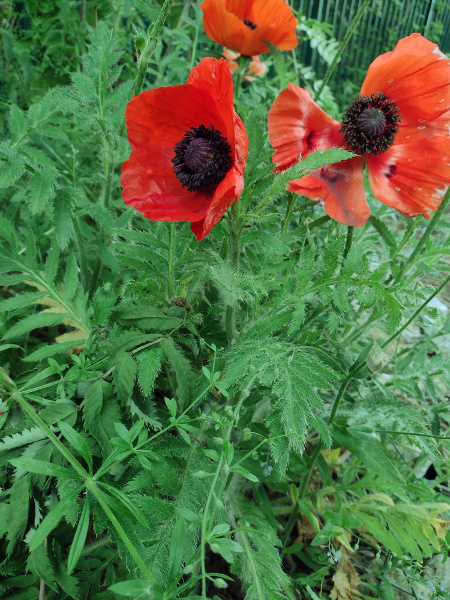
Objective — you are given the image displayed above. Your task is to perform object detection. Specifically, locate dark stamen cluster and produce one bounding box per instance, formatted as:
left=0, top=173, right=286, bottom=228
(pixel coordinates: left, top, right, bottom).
left=172, top=124, right=233, bottom=193
left=340, top=93, right=401, bottom=156
left=243, top=18, right=258, bottom=30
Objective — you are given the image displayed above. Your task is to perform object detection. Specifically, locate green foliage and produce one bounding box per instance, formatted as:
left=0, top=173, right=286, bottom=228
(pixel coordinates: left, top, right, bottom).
left=1, top=3, right=449, bottom=600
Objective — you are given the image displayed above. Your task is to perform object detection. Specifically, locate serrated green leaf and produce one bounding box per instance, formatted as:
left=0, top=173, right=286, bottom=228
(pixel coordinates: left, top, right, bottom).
left=113, top=351, right=137, bottom=401
left=23, top=340, right=80, bottom=362
left=6, top=475, right=29, bottom=556
left=97, top=482, right=147, bottom=526
left=331, top=425, right=404, bottom=485
left=83, top=380, right=119, bottom=454
left=8, top=104, right=27, bottom=142
left=67, top=494, right=90, bottom=575
left=136, top=345, right=163, bottom=396
left=58, top=421, right=93, bottom=474
left=54, top=189, right=74, bottom=250
left=3, top=311, right=69, bottom=341
left=0, top=291, right=46, bottom=313
left=9, top=457, right=79, bottom=480
left=28, top=167, right=57, bottom=214
left=0, top=156, right=26, bottom=187
left=63, top=253, right=79, bottom=302
left=29, top=485, right=83, bottom=551
left=169, top=515, right=186, bottom=582
left=354, top=511, right=402, bottom=555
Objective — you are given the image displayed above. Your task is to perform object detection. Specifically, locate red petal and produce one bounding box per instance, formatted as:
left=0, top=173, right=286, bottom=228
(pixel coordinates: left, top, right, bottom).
left=121, top=57, right=247, bottom=238
left=201, top=0, right=255, bottom=55
left=268, top=84, right=369, bottom=226
left=289, top=157, right=369, bottom=227
left=246, top=0, right=298, bottom=52
left=361, top=34, right=450, bottom=126
left=268, top=84, right=344, bottom=170
left=366, top=112, right=450, bottom=218
left=188, top=57, right=238, bottom=158
left=201, top=0, right=297, bottom=56
left=121, top=83, right=228, bottom=222
left=191, top=165, right=245, bottom=240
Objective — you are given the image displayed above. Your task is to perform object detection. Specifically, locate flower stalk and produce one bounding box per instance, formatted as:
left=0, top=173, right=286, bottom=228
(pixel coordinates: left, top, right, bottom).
left=225, top=203, right=242, bottom=341
left=133, top=0, right=174, bottom=97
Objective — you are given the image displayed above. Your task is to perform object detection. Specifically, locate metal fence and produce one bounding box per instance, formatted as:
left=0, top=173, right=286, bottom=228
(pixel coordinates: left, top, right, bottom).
left=293, top=0, right=450, bottom=89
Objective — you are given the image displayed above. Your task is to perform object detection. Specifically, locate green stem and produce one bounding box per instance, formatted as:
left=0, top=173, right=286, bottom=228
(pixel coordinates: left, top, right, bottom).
left=87, top=482, right=155, bottom=581
left=225, top=204, right=242, bottom=342
left=15, top=393, right=89, bottom=479
left=390, top=217, right=416, bottom=259
left=341, top=225, right=354, bottom=271
left=282, top=193, right=296, bottom=233
left=102, top=146, right=114, bottom=209
left=189, top=11, right=202, bottom=70
left=393, top=187, right=450, bottom=284
left=201, top=454, right=225, bottom=599
left=314, top=0, right=372, bottom=101
left=133, top=0, right=174, bottom=97
left=72, top=218, right=89, bottom=291
left=167, top=222, right=176, bottom=301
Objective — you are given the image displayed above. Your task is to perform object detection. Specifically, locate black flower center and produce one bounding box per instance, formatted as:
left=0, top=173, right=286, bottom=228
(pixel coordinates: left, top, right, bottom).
left=339, top=93, right=401, bottom=156
left=243, top=18, right=258, bottom=30
left=172, top=124, right=233, bottom=193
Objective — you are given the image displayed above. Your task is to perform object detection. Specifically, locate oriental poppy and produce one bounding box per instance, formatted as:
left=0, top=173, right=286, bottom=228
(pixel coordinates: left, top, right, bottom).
left=268, top=34, right=450, bottom=227
left=201, top=0, right=298, bottom=57
left=121, top=57, right=248, bottom=241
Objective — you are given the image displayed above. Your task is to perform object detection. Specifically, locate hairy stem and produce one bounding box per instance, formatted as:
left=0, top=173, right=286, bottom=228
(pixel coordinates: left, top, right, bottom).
left=133, top=0, right=174, bottom=97
left=87, top=482, right=155, bottom=581
left=225, top=203, right=242, bottom=341
left=341, top=225, right=354, bottom=269
left=282, top=192, right=297, bottom=233
left=167, top=222, right=176, bottom=300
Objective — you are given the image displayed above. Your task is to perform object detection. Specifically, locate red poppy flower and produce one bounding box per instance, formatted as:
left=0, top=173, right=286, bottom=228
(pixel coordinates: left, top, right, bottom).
left=201, top=0, right=298, bottom=57
left=121, top=57, right=248, bottom=241
left=268, top=34, right=450, bottom=226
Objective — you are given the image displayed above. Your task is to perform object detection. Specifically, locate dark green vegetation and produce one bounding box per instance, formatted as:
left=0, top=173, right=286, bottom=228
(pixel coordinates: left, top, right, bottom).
left=1, top=2, right=449, bottom=599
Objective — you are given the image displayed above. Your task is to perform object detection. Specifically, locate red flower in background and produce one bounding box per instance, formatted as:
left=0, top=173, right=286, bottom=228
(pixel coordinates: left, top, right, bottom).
left=121, top=58, right=248, bottom=241
left=268, top=34, right=450, bottom=227
left=201, top=0, right=298, bottom=57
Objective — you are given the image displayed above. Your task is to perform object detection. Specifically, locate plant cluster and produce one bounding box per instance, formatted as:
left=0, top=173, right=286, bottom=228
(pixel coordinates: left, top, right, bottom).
left=0, top=1, right=450, bottom=600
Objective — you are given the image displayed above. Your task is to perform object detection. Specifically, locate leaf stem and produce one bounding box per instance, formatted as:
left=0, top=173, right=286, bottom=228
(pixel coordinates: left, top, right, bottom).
left=87, top=481, right=155, bottom=581
left=314, top=0, right=372, bottom=101
left=201, top=453, right=225, bottom=599
left=225, top=203, right=242, bottom=341
left=281, top=192, right=297, bottom=233
left=15, top=394, right=89, bottom=479
left=167, top=222, right=176, bottom=301
left=343, top=225, right=354, bottom=261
